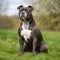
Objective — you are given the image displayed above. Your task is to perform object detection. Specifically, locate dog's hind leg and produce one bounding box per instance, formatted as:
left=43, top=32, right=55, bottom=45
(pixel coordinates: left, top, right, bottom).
left=40, top=41, right=48, bottom=53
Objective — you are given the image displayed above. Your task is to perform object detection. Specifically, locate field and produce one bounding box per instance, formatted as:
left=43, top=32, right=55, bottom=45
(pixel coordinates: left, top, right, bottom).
left=0, top=29, right=60, bottom=60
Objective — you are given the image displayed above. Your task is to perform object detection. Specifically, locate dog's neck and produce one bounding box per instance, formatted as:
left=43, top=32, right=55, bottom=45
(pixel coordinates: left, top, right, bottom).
left=21, top=21, right=29, bottom=30
left=21, top=18, right=36, bottom=30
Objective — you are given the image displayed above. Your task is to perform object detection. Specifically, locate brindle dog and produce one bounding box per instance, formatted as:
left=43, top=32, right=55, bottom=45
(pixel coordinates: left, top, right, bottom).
left=17, top=5, right=48, bottom=55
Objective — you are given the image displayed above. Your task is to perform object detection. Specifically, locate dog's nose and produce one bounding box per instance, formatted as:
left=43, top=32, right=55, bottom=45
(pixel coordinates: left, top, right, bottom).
left=22, top=12, right=25, bottom=15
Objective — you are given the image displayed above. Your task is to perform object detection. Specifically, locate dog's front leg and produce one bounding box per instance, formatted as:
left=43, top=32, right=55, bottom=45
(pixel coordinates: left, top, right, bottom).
left=32, top=38, right=37, bottom=55
left=20, top=37, right=24, bottom=55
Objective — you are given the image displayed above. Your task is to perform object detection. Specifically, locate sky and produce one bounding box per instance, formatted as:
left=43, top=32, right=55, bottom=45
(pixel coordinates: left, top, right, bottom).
left=5, top=0, right=28, bottom=16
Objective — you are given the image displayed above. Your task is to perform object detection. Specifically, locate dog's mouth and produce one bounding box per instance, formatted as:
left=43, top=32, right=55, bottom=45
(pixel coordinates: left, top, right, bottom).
left=20, top=14, right=27, bottom=20
left=20, top=15, right=26, bottom=19
left=20, top=14, right=29, bottom=22
left=21, top=16, right=25, bottom=19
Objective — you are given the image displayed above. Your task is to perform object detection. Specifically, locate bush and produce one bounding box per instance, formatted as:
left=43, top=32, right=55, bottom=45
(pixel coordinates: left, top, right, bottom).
left=0, top=16, right=20, bottom=29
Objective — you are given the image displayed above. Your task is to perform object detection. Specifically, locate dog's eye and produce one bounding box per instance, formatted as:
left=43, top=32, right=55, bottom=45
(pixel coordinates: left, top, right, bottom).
left=21, top=9, right=24, bottom=11
left=27, top=12, right=29, bottom=14
left=20, top=8, right=25, bottom=11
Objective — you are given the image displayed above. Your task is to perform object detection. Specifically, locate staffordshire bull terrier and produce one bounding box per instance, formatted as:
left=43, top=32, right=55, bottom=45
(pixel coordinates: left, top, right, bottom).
left=17, top=5, right=48, bottom=55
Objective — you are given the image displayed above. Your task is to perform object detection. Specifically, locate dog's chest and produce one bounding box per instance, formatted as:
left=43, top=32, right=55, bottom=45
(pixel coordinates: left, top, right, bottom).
left=21, top=22, right=32, bottom=42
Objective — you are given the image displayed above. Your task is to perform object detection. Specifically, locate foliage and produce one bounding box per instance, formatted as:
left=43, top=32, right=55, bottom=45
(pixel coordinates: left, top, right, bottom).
left=0, top=29, right=60, bottom=60
left=0, top=16, right=20, bottom=29
left=25, top=0, right=60, bottom=31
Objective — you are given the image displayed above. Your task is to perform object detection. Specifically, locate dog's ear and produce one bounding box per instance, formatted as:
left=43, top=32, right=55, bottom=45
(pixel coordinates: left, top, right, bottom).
left=17, top=5, right=23, bottom=10
left=27, top=6, right=34, bottom=12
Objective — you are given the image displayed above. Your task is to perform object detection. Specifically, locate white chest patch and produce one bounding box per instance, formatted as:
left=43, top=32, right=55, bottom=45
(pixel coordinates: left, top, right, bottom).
left=21, top=22, right=32, bottom=42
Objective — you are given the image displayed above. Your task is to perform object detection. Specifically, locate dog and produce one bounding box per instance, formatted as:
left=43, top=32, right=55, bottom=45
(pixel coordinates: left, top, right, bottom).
left=17, top=5, right=48, bottom=55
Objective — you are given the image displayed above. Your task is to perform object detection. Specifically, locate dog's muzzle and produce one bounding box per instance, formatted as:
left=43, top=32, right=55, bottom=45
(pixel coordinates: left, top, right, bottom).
left=20, top=11, right=27, bottom=19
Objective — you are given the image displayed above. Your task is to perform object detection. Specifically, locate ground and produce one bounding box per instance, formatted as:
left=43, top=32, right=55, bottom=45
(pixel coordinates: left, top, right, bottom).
left=0, top=29, right=60, bottom=60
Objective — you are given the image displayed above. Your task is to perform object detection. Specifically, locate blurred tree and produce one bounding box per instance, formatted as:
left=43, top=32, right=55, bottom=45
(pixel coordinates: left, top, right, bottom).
left=25, top=0, right=60, bottom=30
left=26, top=0, right=60, bottom=13
left=0, top=16, right=19, bottom=29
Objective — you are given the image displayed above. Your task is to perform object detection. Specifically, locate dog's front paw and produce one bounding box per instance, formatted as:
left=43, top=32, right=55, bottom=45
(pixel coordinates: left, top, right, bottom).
left=19, top=52, right=24, bottom=56
left=32, top=52, right=36, bottom=55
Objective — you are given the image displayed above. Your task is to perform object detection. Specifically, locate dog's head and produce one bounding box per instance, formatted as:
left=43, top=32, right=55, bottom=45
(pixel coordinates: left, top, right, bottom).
left=17, top=5, right=34, bottom=22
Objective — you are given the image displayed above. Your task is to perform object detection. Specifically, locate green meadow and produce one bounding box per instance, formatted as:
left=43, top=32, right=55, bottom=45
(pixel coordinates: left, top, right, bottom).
left=0, top=29, right=60, bottom=60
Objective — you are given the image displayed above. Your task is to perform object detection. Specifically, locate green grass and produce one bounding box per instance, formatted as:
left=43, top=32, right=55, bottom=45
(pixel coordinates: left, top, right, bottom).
left=0, top=29, right=60, bottom=60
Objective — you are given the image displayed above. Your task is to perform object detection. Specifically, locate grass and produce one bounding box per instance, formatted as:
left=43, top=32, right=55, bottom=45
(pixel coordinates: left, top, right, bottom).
left=0, top=29, right=60, bottom=60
